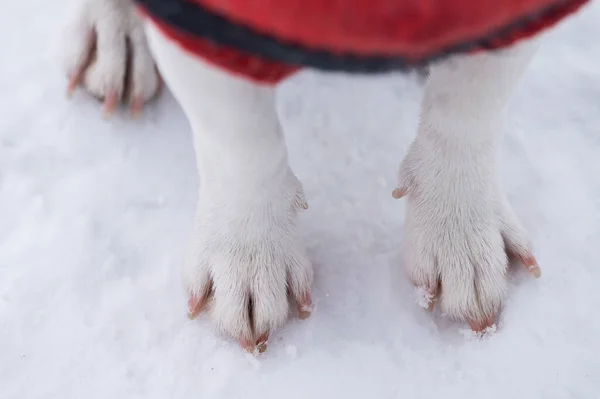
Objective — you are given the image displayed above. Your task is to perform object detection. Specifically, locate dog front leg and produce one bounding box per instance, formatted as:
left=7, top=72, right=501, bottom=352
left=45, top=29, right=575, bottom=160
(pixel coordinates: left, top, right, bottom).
left=396, top=40, right=541, bottom=333
left=144, top=24, right=313, bottom=353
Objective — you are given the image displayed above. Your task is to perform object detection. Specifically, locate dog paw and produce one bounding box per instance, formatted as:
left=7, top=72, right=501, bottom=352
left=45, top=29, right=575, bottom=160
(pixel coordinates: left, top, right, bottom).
left=394, top=139, right=540, bottom=332
left=184, top=170, right=313, bottom=354
left=62, top=0, right=161, bottom=117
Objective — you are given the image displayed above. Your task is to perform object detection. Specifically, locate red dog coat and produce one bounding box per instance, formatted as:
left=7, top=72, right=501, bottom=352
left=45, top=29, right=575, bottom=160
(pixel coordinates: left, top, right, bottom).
left=135, top=0, right=589, bottom=83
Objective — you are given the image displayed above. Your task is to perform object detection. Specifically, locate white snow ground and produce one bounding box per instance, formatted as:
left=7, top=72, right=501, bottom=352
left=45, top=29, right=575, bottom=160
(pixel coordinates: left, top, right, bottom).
left=1, top=1, right=600, bottom=398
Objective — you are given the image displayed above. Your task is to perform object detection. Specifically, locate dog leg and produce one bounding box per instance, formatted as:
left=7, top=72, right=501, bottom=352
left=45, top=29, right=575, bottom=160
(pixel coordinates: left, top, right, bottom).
left=62, top=0, right=161, bottom=117
left=395, top=40, right=541, bottom=333
left=144, top=24, right=313, bottom=353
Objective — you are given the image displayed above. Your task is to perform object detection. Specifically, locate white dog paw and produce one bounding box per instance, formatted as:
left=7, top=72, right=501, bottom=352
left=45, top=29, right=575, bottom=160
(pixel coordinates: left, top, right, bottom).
left=184, top=171, right=313, bottom=354
left=394, top=139, right=540, bottom=332
left=62, top=0, right=161, bottom=117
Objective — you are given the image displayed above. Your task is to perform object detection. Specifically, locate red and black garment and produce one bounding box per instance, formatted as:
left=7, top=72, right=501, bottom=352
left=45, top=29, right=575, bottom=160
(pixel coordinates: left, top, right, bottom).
left=134, top=0, right=589, bottom=84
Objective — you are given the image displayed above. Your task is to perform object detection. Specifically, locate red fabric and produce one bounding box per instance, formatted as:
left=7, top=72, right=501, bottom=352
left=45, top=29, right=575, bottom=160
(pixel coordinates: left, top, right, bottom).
left=144, top=0, right=589, bottom=84
left=191, top=0, right=586, bottom=57
left=146, top=17, right=299, bottom=84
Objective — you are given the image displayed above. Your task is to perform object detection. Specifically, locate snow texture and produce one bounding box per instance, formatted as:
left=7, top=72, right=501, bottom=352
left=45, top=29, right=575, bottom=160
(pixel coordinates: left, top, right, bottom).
left=1, top=1, right=600, bottom=398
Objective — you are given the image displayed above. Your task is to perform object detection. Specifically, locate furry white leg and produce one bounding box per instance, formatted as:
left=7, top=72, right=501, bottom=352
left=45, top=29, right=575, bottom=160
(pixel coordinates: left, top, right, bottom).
left=144, top=24, right=313, bottom=352
left=62, top=0, right=161, bottom=117
left=396, top=40, right=541, bottom=333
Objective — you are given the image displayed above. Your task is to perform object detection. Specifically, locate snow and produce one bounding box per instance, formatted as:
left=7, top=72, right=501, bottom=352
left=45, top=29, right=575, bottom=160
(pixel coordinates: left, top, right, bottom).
left=1, top=1, right=600, bottom=398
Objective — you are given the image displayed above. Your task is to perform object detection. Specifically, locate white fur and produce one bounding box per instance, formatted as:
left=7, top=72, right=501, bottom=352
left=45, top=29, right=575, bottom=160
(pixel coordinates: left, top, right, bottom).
left=65, top=0, right=542, bottom=335
left=145, top=24, right=313, bottom=341
left=399, top=42, right=537, bottom=324
left=63, top=0, right=159, bottom=103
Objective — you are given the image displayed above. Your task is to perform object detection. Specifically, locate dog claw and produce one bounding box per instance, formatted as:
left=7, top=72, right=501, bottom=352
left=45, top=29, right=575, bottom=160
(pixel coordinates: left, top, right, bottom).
left=522, top=255, right=541, bottom=278
left=240, top=332, right=269, bottom=355
left=297, top=292, right=313, bottom=320
left=392, top=187, right=407, bottom=199
left=415, top=285, right=438, bottom=312
left=102, top=90, right=119, bottom=118
left=187, top=293, right=209, bottom=320
left=240, top=338, right=255, bottom=353
left=468, top=317, right=496, bottom=334
left=256, top=332, right=269, bottom=354
left=67, top=71, right=85, bottom=97
left=130, top=96, right=145, bottom=119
